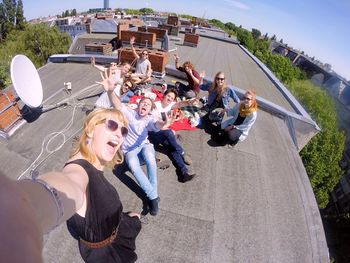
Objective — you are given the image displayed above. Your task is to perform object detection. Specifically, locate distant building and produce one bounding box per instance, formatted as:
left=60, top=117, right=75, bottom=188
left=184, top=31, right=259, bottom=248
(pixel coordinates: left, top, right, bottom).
left=324, top=63, right=332, bottom=72
left=55, top=17, right=73, bottom=26
left=55, top=17, right=87, bottom=39
left=104, top=0, right=109, bottom=9
left=323, top=77, right=350, bottom=108
left=327, top=164, right=350, bottom=215
left=269, top=41, right=347, bottom=93
left=59, top=24, right=87, bottom=39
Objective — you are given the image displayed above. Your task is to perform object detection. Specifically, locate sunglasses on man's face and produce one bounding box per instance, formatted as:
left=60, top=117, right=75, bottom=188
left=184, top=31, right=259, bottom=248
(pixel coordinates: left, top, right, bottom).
left=105, top=119, right=128, bottom=137
left=123, top=83, right=132, bottom=89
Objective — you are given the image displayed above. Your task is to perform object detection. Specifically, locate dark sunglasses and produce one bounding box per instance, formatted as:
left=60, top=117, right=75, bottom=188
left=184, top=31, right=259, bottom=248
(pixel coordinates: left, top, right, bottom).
left=105, top=119, right=128, bottom=137
left=142, top=52, right=148, bottom=56
left=123, top=83, right=132, bottom=89
left=216, top=77, right=225, bottom=81
left=243, top=97, right=252, bottom=101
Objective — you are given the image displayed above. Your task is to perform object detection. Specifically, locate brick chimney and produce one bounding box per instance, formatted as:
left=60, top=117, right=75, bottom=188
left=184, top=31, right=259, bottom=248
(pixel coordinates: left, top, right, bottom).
left=85, top=23, right=91, bottom=34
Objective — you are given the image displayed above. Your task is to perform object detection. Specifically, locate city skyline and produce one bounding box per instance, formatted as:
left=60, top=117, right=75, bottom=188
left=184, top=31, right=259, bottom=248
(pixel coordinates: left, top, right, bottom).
left=22, top=0, right=350, bottom=81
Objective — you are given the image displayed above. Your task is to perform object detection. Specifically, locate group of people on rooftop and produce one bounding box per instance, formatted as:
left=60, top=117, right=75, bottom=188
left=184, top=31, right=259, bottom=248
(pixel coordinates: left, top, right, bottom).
left=1, top=40, right=258, bottom=262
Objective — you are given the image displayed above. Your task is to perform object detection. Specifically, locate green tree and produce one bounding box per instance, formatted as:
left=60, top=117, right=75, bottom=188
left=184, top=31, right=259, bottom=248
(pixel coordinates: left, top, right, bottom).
left=236, top=28, right=254, bottom=51
left=253, top=38, right=270, bottom=63
left=139, top=8, right=153, bottom=15
left=0, top=0, right=16, bottom=39
left=15, top=0, right=24, bottom=30
left=225, top=22, right=235, bottom=31
left=0, top=23, right=71, bottom=88
left=251, top=28, right=261, bottom=39
left=288, top=80, right=345, bottom=208
left=71, top=8, right=77, bottom=17
left=124, top=9, right=141, bottom=15
left=254, top=39, right=269, bottom=53
left=209, top=19, right=225, bottom=29
left=271, top=34, right=277, bottom=41
left=265, top=53, right=303, bottom=84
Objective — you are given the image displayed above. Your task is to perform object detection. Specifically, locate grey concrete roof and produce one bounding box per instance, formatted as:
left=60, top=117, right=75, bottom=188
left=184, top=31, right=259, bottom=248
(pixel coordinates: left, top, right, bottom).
left=0, top=33, right=328, bottom=262
left=91, top=19, right=118, bottom=33
left=69, top=33, right=116, bottom=55
left=170, top=34, right=296, bottom=113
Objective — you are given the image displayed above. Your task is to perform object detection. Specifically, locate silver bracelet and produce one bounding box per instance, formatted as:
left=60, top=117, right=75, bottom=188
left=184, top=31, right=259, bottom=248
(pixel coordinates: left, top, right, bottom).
left=29, top=178, right=64, bottom=229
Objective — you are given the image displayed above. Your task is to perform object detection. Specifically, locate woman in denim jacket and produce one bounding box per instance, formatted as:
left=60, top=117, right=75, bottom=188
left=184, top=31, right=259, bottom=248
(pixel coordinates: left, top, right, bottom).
left=199, top=71, right=240, bottom=131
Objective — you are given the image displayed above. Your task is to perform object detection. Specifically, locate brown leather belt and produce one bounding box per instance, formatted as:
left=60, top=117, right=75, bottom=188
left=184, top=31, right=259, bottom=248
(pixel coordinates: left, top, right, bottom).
left=80, top=226, right=119, bottom=249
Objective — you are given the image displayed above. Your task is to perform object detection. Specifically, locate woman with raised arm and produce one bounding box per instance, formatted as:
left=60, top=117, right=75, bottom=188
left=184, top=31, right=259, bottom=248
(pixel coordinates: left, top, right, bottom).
left=173, top=54, right=201, bottom=99
left=91, top=56, right=133, bottom=108
left=129, top=36, right=152, bottom=84
left=0, top=108, right=141, bottom=263
left=199, top=71, right=240, bottom=129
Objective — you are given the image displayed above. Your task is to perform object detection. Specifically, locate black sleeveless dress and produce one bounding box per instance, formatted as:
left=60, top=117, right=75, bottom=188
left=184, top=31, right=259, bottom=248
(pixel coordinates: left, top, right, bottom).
left=66, top=159, right=141, bottom=263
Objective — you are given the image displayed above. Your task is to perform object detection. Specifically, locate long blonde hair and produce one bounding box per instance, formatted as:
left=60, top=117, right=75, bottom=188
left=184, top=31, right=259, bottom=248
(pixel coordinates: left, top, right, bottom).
left=70, top=108, right=128, bottom=167
left=209, top=71, right=228, bottom=99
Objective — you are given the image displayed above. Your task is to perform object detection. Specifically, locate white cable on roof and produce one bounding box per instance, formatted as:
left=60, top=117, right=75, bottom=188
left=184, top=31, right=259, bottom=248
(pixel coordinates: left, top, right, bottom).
left=17, top=84, right=101, bottom=180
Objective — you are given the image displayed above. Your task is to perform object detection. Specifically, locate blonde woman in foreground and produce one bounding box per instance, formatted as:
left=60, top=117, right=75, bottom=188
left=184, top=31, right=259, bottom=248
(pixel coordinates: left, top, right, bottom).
left=0, top=108, right=141, bottom=263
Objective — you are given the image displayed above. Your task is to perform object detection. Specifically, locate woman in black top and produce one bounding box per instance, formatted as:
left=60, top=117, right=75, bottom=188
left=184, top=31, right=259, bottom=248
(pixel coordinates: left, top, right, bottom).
left=0, top=108, right=141, bottom=262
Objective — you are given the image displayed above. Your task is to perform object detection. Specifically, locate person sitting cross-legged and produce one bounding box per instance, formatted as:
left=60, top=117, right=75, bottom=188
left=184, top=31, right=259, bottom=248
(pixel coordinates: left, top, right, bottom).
left=211, top=90, right=258, bottom=146
left=199, top=71, right=240, bottom=132
left=149, top=88, right=197, bottom=183
left=173, top=54, right=201, bottom=99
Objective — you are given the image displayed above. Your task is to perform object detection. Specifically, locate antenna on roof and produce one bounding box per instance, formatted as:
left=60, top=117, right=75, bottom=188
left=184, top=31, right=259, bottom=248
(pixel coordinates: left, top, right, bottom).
left=10, top=55, right=71, bottom=119
left=10, top=55, right=43, bottom=108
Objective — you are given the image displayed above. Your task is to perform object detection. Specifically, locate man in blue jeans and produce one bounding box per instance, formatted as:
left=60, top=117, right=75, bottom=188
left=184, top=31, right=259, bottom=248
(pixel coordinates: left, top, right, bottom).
left=149, top=88, right=196, bottom=183
left=97, top=70, right=172, bottom=216
left=149, top=129, right=195, bottom=182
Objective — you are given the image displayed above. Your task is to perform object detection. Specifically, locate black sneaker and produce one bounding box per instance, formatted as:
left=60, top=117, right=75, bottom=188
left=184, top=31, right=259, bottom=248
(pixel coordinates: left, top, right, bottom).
left=179, top=172, right=196, bottom=183
left=149, top=197, right=160, bottom=216
left=211, top=133, right=228, bottom=146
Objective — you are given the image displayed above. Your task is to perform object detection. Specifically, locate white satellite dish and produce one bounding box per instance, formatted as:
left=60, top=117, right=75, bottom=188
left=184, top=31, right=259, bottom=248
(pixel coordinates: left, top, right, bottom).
left=10, top=55, right=43, bottom=108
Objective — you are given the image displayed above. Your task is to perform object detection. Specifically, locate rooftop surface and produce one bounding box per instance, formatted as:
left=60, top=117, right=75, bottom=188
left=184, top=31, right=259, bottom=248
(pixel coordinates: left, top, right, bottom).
left=172, top=33, right=296, bottom=113
left=0, top=31, right=328, bottom=262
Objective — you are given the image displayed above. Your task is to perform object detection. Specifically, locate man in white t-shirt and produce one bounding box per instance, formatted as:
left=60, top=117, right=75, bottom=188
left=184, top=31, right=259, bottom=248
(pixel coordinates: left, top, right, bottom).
left=97, top=70, right=174, bottom=216
left=149, top=88, right=196, bottom=183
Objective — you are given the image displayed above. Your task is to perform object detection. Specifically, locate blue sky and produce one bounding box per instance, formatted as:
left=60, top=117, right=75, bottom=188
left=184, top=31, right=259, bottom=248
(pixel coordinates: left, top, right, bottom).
left=22, top=0, right=350, bottom=80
